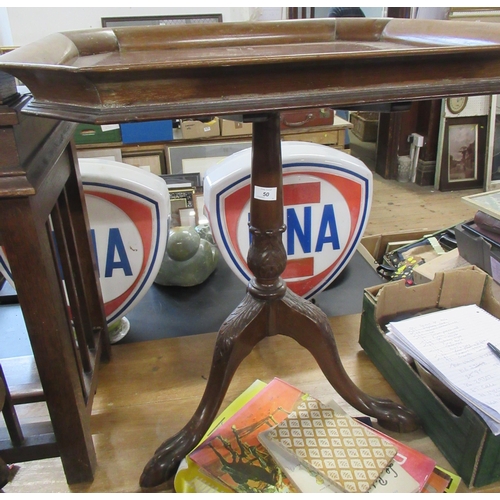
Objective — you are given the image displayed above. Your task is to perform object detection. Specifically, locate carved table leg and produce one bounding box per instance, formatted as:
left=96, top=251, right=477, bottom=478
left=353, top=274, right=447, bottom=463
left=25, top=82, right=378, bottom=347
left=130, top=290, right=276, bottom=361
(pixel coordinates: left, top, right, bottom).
left=140, top=112, right=418, bottom=489
left=277, top=289, right=419, bottom=432
left=140, top=291, right=284, bottom=488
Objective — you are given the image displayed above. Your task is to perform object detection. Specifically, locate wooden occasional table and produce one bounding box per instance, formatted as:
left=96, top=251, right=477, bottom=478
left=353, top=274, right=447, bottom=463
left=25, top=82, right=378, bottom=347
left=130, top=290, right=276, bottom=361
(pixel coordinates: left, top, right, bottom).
left=1, top=17, right=500, bottom=488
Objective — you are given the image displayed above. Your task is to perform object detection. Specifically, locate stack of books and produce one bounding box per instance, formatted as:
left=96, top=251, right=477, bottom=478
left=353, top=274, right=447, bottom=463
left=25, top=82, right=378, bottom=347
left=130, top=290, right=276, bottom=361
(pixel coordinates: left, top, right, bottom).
left=174, top=378, right=461, bottom=493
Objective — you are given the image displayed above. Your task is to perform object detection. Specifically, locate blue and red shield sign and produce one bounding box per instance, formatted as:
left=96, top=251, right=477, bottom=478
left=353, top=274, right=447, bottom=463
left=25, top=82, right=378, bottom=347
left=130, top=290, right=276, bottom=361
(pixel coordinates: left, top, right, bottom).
left=0, top=158, right=170, bottom=325
left=204, top=142, right=373, bottom=299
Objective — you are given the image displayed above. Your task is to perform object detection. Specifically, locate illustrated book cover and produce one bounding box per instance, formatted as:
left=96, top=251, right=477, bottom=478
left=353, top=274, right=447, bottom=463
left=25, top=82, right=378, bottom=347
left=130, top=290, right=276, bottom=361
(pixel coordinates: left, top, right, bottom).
left=174, top=379, right=267, bottom=493
left=257, top=394, right=398, bottom=493
left=188, top=377, right=313, bottom=493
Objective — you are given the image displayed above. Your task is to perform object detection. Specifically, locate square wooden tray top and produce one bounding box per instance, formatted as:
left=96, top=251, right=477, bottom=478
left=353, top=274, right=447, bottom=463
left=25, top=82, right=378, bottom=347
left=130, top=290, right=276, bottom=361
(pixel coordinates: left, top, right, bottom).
left=2, top=18, right=500, bottom=123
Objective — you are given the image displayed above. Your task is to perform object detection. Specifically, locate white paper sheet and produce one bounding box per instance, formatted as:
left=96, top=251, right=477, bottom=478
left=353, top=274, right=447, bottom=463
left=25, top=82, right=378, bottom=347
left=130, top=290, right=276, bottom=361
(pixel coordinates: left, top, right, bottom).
left=387, top=304, right=500, bottom=435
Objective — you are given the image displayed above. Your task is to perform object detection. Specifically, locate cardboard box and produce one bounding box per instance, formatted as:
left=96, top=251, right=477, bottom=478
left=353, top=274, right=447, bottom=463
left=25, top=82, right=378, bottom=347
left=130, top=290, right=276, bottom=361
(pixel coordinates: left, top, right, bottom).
left=412, top=248, right=471, bottom=284
left=358, top=267, right=500, bottom=487
left=181, top=118, right=220, bottom=139
left=120, top=120, right=173, bottom=144
left=74, top=123, right=122, bottom=145
left=220, top=118, right=252, bottom=137
left=358, top=229, right=439, bottom=272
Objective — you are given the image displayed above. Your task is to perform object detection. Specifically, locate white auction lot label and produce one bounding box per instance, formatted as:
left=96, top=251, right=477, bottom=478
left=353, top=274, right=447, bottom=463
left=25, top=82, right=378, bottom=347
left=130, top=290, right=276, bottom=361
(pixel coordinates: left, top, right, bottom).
left=254, top=185, right=277, bottom=201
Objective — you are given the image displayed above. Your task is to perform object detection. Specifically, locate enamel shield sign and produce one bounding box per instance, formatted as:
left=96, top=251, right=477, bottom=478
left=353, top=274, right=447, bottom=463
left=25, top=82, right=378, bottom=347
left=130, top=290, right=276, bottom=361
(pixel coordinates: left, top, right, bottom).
left=204, top=141, right=373, bottom=299
left=0, top=158, right=170, bottom=324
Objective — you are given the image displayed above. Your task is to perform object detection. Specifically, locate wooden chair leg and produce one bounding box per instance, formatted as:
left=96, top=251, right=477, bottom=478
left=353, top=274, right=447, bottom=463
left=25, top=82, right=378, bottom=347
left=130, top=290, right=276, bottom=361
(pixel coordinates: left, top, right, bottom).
left=0, top=456, right=10, bottom=490
left=0, top=365, right=20, bottom=490
left=0, top=366, right=23, bottom=447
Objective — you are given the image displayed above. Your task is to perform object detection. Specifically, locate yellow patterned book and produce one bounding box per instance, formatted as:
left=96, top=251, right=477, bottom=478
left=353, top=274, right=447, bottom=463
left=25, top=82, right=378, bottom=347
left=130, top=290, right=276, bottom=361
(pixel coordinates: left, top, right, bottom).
left=258, top=394, right=398, bottom=493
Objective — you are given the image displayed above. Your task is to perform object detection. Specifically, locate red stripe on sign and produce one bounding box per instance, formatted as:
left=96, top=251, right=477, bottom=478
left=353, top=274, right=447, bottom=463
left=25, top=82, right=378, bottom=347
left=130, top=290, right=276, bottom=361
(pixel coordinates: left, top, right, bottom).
left=282, top=257, right=314, bottom=279
left=284, top=182, right=321, bottom=206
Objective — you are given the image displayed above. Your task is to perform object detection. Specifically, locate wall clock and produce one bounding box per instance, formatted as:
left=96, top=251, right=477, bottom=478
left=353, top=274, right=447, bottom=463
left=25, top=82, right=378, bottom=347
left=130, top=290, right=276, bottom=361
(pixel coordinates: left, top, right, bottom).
left=446, top=96, right=468, bottom=114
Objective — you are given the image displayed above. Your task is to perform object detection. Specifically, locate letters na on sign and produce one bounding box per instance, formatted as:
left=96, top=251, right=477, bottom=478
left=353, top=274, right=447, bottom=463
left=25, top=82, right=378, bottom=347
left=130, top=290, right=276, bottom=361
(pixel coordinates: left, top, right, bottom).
left=0, top=158, right=170, bottom=324
left=204, top=141, right=373, bottom=299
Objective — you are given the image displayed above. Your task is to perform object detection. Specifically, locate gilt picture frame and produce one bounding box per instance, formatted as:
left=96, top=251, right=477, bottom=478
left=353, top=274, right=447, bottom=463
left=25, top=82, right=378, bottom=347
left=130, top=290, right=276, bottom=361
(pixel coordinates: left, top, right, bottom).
left=438, top=115, right=488, bottom=191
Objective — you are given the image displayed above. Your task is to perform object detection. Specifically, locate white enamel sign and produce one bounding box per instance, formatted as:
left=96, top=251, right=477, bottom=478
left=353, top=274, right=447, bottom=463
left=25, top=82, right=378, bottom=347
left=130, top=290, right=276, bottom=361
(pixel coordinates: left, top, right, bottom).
left=204, top=141, right=373, bottom=299
left=0, top=158, right=170, bottom=324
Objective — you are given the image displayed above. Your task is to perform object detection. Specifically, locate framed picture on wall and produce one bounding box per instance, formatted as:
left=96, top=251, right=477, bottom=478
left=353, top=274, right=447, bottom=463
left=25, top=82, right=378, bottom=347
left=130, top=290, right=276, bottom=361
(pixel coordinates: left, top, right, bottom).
left=166, top=141, right=252, bottom=182
left=77, top=147, right=123, bottom=162
left=438, top=115, right=488, bottom=191
left=160, top=173, right=202, bottom=188
left=490, top=94, right=500, bottom=189
left=121, top=149, right=166, bottom=175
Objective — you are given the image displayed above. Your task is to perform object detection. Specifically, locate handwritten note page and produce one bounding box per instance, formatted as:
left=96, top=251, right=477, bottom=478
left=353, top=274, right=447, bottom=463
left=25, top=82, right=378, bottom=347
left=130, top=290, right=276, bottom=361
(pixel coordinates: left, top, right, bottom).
left=387, top=305, right=500, bottom=435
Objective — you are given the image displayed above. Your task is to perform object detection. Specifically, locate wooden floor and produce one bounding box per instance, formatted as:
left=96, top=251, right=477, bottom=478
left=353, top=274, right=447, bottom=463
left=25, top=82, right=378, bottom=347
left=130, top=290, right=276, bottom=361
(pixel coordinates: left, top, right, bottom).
left=366, top=173, right=480, bottom=237
left=0, top=150, right=492, bottom=493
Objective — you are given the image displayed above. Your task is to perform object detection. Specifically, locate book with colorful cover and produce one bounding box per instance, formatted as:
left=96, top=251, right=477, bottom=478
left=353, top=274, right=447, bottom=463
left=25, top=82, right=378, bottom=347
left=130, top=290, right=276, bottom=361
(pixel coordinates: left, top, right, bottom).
left=355, top=418, right=436, bottom=491
left=174, top=379, right=268, bottom=493
left=260, top=428, right=419, bottom=493
left=422, top=465, right=462, bottom=493
left=176, top=379, right=436, bottom=494
left=257, top=394, right=398, bottom=493
left=187, top=377, right=312, bottom=493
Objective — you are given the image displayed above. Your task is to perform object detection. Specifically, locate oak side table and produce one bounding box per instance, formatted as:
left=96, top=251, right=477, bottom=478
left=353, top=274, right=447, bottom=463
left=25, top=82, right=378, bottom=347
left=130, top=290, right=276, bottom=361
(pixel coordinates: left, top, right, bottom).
left=1, top=18, right=500, bottom=488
